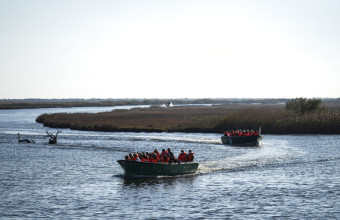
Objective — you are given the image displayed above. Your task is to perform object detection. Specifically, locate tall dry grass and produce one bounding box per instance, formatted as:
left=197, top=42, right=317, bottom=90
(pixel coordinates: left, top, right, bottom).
left=36, top=105, right=340, bottom=134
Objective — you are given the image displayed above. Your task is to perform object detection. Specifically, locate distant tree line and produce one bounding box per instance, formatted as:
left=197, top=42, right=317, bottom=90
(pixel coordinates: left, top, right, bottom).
left=0, top=98, right=286, bottom=109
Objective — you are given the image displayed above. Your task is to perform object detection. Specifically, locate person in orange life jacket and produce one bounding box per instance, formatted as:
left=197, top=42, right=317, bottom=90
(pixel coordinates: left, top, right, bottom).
left=160, top=149, right=168, bottom=159
left=187, top=150, right=194, bottom=162
left=129, top=153, right=136, bottom=161
left=148, top=155, right=153, bottom=163
left=151, top=153, right=159, bottom=163
left=178, top=150, right=186, bottom=162
left=161, top=154, right=170, bottom=163
left=154, top=149, right=160, bottom=158
left=142, top=154, right=149, bottom=162
left=132, top=153, right=140, bottom=161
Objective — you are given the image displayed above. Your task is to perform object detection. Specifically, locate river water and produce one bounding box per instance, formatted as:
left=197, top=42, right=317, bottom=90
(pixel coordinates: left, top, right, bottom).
left=0, top=106, right=339, bottom=219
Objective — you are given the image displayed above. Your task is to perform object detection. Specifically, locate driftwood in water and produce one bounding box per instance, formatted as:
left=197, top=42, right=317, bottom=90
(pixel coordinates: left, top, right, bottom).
left=45, top=129, right=61, bottom=144
left=17, top=133, right=35, bottom=143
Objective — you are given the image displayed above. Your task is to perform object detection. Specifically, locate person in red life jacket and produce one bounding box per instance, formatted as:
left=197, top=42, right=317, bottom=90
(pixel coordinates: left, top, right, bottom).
left=148, top=155, right=153, bottom=163
left=160, top=149, right=167, bottom=159
left=129, top=153, right=136, bottom=161
left=178, top=150, right=186, bottom=162
left=140, top=155, right=146, bottom=162
left=187, top=150, right=195, bottom=162
left=151, top=153, right=159, bottom=163
left=125, top=155, right=130, bottom=160
left=161, top=154, right=170, bottom=163
left=154, top=149, right=160, bottom=158
left=131, top=153, right=140, bottom=161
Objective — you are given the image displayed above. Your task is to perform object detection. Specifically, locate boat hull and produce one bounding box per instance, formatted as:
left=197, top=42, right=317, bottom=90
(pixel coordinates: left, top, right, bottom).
left=117, top=160, right=199, bottom=176
left=221, top=135, right=263, bottom=146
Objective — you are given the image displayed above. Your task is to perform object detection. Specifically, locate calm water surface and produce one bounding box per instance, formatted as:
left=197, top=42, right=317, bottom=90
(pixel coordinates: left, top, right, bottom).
left=0, top=107, right=339, bottom=219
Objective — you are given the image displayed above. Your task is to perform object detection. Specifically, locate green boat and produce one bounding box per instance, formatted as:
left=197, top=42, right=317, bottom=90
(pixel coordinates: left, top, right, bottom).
left=117, top=160, right=199, bottom=176
left=221, top=135, right=263, bottom=146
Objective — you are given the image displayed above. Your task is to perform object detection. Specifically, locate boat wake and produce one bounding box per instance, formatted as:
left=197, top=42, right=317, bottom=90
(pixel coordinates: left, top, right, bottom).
left=197, top=139, right=305, bottom=175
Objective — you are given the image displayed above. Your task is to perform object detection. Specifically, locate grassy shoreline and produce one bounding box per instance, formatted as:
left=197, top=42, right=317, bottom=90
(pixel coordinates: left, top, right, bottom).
left=36, top=104, right=340, bottom=134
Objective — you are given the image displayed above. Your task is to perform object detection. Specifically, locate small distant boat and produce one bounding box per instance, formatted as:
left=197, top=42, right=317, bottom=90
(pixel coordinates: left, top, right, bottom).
left=221, top=128, right=263, bottom=146
left=221, top=135, right=263, bottom=146
left=117, top=160, right=199, bottom=176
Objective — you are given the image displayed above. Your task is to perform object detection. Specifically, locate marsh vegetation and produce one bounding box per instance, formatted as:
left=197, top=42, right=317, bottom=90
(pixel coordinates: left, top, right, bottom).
left=36, top=99, right=340, bottom=134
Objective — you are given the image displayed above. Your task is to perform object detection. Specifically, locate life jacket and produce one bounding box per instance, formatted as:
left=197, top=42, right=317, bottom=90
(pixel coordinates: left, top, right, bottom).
left=160, top=152, right=167, bottom=158
left=131, top=157, right=137, bottom=161
left=152, top=158, right=159, bottom=163
left=187, top=153, right=194, bottom=162
left=178, top=153, right=186, bottom=162
left=161, top=157, right=169, bottom=163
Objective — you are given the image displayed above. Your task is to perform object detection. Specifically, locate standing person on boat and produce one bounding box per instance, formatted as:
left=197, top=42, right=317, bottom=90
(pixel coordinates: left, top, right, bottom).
left=178, top=150, right=186, bottom=162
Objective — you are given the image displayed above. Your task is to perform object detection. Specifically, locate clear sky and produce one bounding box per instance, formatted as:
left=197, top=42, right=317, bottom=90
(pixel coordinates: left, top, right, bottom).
left=1, top=0, right=339, bottom=99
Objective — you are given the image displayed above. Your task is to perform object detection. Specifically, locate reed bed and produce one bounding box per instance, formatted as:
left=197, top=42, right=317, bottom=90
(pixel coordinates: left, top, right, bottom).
left=36, top=104, right=340, bottom=134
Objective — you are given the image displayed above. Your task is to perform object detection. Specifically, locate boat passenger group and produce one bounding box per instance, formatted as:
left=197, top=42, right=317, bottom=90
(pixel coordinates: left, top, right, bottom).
left=125, top=148, right=194, bottom=163
left=224, top=129, right=260, bottom=137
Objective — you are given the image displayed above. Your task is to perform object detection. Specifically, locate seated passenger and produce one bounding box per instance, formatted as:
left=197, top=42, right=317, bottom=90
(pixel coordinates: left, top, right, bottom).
left=148, top=155, right=153, bottom=163
left=154, top=149, right=160, bottom=157
left=161, top=154, right=170, bottom=163
left=168, top=152, right=178, bottom=163
left=184, top=154, right=190, bottom=162
left=152, top=153, right=159, bottom=163
left=187, top=150, right=195, bottom=162
left=160, top=149, right=167, bottom=159
left=178, top=150, right=186, bottom=162
left=140, top=155, right=146, bottom=162
left=132, top=153, right=140, bottom=161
